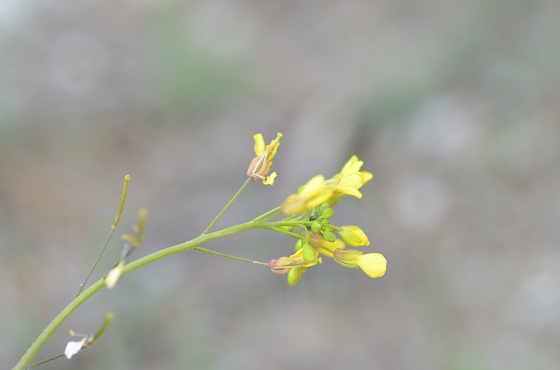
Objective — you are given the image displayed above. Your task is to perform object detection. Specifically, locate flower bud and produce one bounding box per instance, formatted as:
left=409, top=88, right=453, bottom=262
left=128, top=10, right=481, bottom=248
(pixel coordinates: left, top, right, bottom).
left=301, top=242, right=317, bottom=263
left=322, top=230, right=336, bottom=243
left=311, top=221, right=323, bottom=234
left=287, top=267, right=305, bottom=286
left=321, top=207, right=335, bottom=219
left=294, top=239, right=303, bottom=252
left=338, top=225, right=370, bottom=247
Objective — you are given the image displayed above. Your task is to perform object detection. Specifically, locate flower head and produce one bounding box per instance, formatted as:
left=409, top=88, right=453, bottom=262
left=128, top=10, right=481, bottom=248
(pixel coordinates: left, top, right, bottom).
left=247, top=133, right=282, bottom=185
left=326, top=155, right=373, bottom=201
left=333, top=249, right=386, bottom=278
left=281, top=175, right=333, bottom=215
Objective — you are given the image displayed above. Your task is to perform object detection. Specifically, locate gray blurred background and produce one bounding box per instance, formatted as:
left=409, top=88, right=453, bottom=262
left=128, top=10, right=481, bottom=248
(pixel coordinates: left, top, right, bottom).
left=1, top=1, right=559, bottom=369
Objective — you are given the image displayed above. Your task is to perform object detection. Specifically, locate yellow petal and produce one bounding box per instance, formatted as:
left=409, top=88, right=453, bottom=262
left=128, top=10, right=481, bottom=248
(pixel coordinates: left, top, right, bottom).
left=339, top=155, right=363, bottom=176
left=253, top=133, right=265, bottom=155
left=357, top=253, right=387, bottom=278
left=361, top=171, right=373, bottom=184
left=263, top=172, right=277, bottom=185
left=281, top=175, right=333, bottom=215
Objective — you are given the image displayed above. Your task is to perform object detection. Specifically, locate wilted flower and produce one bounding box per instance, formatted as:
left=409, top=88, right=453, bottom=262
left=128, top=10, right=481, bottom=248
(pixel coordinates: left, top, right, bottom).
left=247, top=133, right=282, bottom=185
left=269, top=248, right=321, bottom=275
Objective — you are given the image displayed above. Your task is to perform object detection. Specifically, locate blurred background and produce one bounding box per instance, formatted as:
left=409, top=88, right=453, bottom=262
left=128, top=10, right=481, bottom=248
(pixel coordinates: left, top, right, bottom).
left=1, top=0, right=559, bottom=369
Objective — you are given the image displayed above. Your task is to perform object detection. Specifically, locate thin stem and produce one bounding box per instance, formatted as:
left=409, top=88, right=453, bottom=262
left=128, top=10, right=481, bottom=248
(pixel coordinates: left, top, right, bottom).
left=271, top=227, right=304, bottom=239
left=203, top=178, right=252, bottom=234
left=25, top=354, right=64, bottom=369
left=12, top=221, right=258, bottom=370
left=251, top=206, right=282, bottom=222
left=76, top=175, right=130, bottom=296
left=193, top=247, right=269, bottom=266
left=260, top=220, right=312, bottom=229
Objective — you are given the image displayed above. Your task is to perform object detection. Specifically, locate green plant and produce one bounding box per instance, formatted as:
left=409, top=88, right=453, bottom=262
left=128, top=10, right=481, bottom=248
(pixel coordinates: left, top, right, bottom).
left=12, top=133, right=386, bottom=370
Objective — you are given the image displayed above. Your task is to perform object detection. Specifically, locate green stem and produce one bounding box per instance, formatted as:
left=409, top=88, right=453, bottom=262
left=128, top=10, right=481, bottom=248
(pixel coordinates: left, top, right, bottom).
left=12, top=221, right=258, bottom=370
left=76, top=176, right=131, bottom=297
left=203, top=178, right=252, bottom=234
left=251, top=206, right=282, bottom=222
left=193, top=247, right=269, bottom=266
left=270, top=227, right=304, bottom=239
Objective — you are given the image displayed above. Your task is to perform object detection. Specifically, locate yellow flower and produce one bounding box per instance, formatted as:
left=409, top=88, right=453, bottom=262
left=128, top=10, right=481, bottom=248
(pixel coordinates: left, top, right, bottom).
left=247, top=133, right=282, bottom=185
left=269, top=248, right=321, bottom=275
left=333, top=249, right=386, bottom=278
left=326, top=155, right=373, bottom=200
left=338, top=225, right=370, bottom=247
left=281, top=175, right=333, bottom=215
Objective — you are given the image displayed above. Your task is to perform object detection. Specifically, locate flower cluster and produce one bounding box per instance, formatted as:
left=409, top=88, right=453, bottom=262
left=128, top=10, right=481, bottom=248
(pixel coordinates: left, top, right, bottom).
left=268, top=154, right=386, bottom=285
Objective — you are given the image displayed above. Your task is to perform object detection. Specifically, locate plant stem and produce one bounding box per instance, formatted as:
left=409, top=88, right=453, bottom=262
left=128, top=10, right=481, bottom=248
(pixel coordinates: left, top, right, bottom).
left=251, top=206, right=282, bottom=222
left=193, top=247, right=269, bottom=266
left=76, top=175, right=131, bottom=297
left=203, top=178, right=252, bottom=234
left=12, top=220, right=257, bottom=370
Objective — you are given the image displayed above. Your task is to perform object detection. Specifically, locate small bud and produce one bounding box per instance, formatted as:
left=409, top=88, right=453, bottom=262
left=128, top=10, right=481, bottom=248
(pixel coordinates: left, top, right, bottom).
left=301, top=243, right=317, bottom=263
left=294, top=239, right=303, bottom=252
left=311, top=221, right=323, bottom=234
left=322, top=230, right=336, bottom=243
left=321, top=207, right=335, bottom=219
left=287, top=267, right=305, bottom=286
